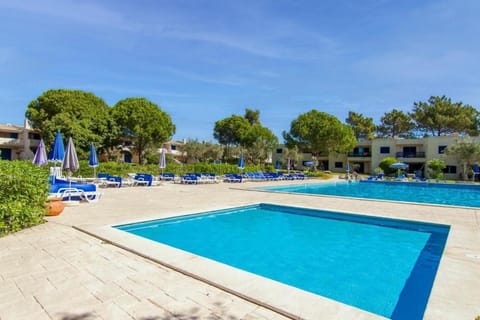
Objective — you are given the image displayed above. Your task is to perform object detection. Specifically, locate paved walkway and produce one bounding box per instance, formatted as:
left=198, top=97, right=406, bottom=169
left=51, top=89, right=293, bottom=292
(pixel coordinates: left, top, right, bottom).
left=1, top=179, right=479, bottom=319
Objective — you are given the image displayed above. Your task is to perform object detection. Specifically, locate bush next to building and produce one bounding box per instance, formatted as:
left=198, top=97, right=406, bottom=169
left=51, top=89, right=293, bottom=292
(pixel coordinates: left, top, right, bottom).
left=0, top=160, right=49, bottom=236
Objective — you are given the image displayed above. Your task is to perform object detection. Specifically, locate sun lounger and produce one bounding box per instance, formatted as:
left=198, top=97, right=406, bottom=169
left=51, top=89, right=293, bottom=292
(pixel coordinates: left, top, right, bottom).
left=180, top=174, right=201, bottom=184
left=159, top=173, right=175, bottom=181
left=97, top=173, right=122, bottom=187
left=223, top=173, right=243, bottom=183
left=133, top=173, right=153, bottom=186
left=50, top=178, right=100, bottom=202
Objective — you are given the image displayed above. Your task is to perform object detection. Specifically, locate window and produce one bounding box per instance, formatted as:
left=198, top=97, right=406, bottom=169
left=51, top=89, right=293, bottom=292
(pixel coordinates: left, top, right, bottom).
left=9, top=133, right=18, bottom=139
left=28, top=133, right=41, bottom=139
left=443, top=166, right=457, bottom=174
left=334, top=162, right=343, bottom=168
left=438, top=145, right=447, bottom=154
left=380, top=146, right=390, bottom=154
left=276, top=148, right=283, bottom=154
left=171, top=145, right=177, bottom=151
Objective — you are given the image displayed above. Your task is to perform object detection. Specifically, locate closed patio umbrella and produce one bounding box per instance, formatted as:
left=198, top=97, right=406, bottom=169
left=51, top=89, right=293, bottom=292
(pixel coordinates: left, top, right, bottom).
left=159, top=147, right=166, bottom=176
left=88, top=143, right=99, bottom=178
left=238, top=154, right=245, bottom=170
left=48, top=130, right=65, bottom=179
left=32, top=139, right=48, bottom=166
left=62, top=137, right=80, bottom=202
left=49, top=130, right=65, bottom=163
left=275, top=159, right=281, bottom=172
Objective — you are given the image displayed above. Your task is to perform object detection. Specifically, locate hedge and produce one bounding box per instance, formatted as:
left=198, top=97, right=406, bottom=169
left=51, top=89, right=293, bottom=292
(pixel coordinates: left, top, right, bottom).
left=0, top=160, right=50, bottom=236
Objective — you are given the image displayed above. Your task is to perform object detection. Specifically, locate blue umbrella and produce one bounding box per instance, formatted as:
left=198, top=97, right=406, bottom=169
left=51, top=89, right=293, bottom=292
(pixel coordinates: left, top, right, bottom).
left=238, top=154, right=245, bottom=170
left=159, top=148, right=166, bottom=176
left=88, top=143, right=99, bottom=178
left=275, top=159, right=281, bottom=171
left=32, top=139, right=48, bottom=166
left=49, top=130, right=65, bottom=163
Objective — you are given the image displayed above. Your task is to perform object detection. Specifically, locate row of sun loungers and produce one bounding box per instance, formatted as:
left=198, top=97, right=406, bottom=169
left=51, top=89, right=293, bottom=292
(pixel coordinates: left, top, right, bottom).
left=223, top=172, right=306, bottom=183
left=180, top=173, right=220, bottom=184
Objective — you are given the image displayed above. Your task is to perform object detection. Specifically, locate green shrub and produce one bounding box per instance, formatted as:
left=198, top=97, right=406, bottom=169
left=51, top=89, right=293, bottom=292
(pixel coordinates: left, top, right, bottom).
left=305, top=170, right=332, bottom=179
left=426, top=158, right=446, bottom=180
left=378, top=157, right=398, bottom=175
left=0, top=160, right=50, bottom=236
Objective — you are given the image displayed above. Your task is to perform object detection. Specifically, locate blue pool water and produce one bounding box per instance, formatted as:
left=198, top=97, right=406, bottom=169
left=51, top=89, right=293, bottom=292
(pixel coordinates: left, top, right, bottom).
left=259, top=180, right=480, bottom=208
left=115, top=203, right=449, bottom=319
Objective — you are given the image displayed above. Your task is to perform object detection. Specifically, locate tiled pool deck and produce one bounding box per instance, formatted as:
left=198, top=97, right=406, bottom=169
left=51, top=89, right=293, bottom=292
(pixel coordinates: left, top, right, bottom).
left=1, top=178, right=479, bottom=319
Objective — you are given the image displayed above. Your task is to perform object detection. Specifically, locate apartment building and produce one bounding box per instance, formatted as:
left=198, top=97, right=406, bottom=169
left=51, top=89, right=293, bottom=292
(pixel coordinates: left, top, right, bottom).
left=0, top=121, right=40, bottom=160
left=274, top=135, right=478, bottom=180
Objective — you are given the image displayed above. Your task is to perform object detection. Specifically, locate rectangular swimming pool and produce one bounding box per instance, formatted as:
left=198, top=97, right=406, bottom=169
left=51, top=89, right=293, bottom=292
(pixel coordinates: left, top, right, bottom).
left=258, top=180, right=480, bottom=208
left=115, top=203, right=449, bottom=319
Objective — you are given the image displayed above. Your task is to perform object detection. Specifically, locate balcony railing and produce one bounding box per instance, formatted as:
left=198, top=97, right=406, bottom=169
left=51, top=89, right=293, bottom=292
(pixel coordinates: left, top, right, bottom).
left=395, top=151, right=425, bottom=158
left=348, top=152, right=371, bottom=157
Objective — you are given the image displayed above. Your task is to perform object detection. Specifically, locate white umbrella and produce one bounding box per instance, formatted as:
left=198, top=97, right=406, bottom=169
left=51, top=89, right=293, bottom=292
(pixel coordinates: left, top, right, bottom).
left=390, top=162, right=409, bottom=177
left=390, top=162, right=409, bottom=169
left=159, top=148, right=166, bottom=176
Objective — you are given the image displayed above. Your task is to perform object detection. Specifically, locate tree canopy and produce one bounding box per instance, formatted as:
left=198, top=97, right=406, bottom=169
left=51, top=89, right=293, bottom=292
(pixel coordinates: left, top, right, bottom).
left=445, top=138, right=480, bottom=180
left=345, top=111, right=376, bottom=140
left=410, top=95, right=479, bottom=136
left=111, top=98, right=175, bottom=164
left=376, top=109, right=415, bottom=138
left=283, top=110, right=357, bottom=160
left=25, top=89, right=114, bottom=158
left=213, top=115, right=251, bottom=147
left=213, top=109, right=278, bottom=163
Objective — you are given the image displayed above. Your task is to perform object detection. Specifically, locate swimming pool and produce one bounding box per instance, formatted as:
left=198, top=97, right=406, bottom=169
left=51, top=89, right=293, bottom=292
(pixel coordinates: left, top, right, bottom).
left=258, top=180, right=480, bottom=208
left=115, top=203, right=449, bottom=319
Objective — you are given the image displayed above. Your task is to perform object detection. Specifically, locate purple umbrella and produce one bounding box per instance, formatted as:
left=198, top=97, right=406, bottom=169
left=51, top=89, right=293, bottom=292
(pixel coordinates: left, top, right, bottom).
left=62, top=137, right=80, bottom=174
left=32, top=139, right=48, bottom=166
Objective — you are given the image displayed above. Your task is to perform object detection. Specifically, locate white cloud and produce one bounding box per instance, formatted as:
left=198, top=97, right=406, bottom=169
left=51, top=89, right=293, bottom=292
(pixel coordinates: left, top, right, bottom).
left=0, top=0, right=134, bottom=31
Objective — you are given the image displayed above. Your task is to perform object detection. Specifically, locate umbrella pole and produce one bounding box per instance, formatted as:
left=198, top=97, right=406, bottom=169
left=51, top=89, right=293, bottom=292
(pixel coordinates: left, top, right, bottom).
left=68, top=171, right=72, bottom=202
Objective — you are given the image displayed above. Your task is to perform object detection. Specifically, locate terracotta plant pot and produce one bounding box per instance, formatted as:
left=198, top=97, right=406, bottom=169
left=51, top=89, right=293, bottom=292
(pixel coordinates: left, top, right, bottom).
left=45, top=197, right=65, bottom=216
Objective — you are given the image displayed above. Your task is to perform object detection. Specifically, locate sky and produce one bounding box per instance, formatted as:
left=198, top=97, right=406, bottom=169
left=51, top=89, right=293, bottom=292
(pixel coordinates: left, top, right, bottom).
left=1, top=0, right=479, bottom=142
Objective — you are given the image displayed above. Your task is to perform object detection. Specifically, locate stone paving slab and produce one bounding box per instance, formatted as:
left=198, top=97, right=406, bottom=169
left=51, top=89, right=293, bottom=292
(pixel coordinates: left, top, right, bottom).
left=1, top=179, right=479, bottom=319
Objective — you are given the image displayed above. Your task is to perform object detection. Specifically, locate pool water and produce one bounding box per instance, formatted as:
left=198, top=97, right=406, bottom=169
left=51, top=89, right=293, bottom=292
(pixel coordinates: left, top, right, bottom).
left=259, top=180, right=480, bottom=208
left=115, top=203, right=449, bottom=319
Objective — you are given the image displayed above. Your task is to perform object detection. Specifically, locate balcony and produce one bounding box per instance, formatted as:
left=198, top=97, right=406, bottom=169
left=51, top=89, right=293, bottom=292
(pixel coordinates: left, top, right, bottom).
left=395, top=151, right=425, bottom=158
left=348, top=152, right=371, bottom=158
left=0, top=137, right=21, bottom=146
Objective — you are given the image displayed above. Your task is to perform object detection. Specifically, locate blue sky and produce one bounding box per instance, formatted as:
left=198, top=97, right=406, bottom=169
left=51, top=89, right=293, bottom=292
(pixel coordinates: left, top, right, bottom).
left=1, top=0, right=479, bottom=142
